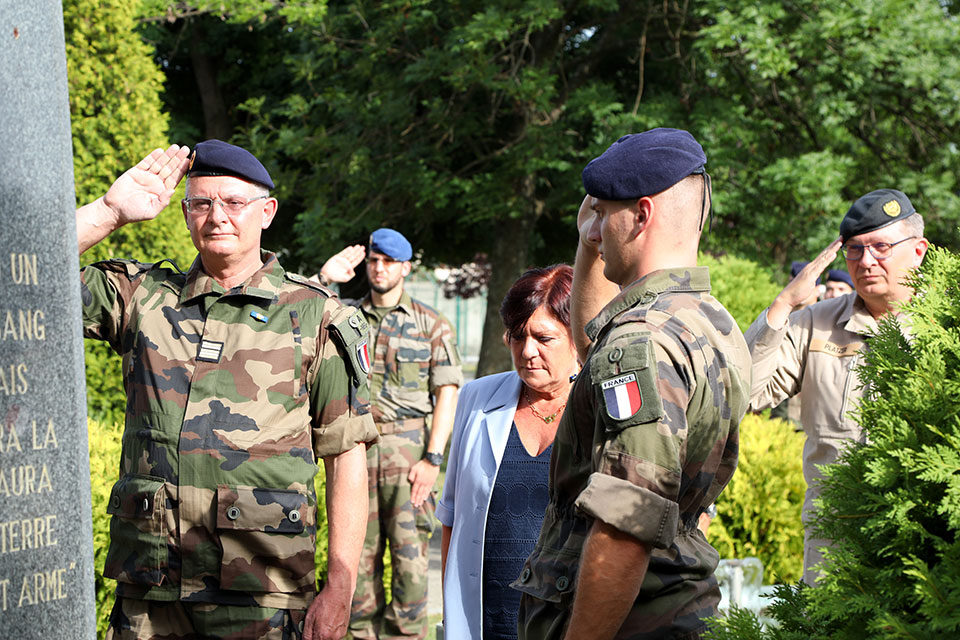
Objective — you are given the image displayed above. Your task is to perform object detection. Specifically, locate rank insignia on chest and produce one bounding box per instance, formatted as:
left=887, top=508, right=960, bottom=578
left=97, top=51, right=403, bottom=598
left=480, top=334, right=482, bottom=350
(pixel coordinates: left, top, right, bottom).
left=601, top=373, right=642, bottom=419
left=197, top=339, right=224, bottom=363
left=356, top=339, right=371, bottom=374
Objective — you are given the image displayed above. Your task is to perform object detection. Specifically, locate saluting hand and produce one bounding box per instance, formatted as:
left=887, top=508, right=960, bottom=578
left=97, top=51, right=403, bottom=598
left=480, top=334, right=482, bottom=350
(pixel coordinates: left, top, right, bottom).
left=320, top=244, right=366, bottom=284
left=102, top=144, right=191, bottom=225
left=768, top=237, right=843, bottom=329
left=576, top=194, right=599, bottom=252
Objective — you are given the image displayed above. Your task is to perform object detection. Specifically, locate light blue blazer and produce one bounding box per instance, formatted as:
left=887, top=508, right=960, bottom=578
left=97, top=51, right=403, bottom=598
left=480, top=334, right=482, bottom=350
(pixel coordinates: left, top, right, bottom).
left=436, top=370, right=523, bottom=640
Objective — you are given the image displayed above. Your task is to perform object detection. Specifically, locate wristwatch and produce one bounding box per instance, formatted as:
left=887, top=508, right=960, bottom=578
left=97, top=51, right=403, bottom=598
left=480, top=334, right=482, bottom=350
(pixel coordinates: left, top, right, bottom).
left=424, top=452, right=444, bottom=467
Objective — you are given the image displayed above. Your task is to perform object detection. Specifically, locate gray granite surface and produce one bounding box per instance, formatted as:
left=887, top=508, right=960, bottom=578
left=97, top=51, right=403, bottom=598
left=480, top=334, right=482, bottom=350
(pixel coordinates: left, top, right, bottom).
left=0, top=2, right=97, bottom=638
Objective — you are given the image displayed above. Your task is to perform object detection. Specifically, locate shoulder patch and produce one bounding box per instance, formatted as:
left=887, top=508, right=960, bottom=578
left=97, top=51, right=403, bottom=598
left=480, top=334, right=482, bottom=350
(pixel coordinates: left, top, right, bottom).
left=328, top=309, right=372, bottom=385
left=91, top=258, right=165, bottom=282
left=590, top=334, right=664, bottom=428
left=284, top=272, right=333, bottom=297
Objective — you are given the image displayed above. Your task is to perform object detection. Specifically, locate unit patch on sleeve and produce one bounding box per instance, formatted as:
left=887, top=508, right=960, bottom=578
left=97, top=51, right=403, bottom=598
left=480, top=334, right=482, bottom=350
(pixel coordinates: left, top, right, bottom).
left=601, top=373, right=642, bottom=420
left=356, top=339, right=371, bottom=374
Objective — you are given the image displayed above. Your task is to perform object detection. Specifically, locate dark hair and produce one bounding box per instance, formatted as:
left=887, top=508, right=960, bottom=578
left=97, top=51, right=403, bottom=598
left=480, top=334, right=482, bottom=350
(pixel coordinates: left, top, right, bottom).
left=499, top=264, right=573, bottom=338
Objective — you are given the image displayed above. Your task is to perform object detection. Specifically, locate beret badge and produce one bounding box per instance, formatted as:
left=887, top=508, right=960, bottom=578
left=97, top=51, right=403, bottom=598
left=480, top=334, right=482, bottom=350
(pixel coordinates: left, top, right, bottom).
left=188, top=150, right=196, bottom=171
left=883, top=200, right=901, bottom=217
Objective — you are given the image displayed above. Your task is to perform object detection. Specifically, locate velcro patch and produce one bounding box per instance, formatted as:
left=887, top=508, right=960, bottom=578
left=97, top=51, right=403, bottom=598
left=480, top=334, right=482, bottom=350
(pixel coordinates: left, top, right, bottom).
left=197, top=340, right=224, bottom=363
left=330, top=310, right=372, bottom=385
left=356, top=339, right=371, bottom=374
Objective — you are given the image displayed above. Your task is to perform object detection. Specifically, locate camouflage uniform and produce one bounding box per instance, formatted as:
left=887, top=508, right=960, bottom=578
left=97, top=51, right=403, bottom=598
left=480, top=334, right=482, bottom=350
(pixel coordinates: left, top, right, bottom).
left=515, top=268, right=751, bottom=640
left=343, top=291, right=462, bottom=639
left=81, top=251, right=378, bottom=635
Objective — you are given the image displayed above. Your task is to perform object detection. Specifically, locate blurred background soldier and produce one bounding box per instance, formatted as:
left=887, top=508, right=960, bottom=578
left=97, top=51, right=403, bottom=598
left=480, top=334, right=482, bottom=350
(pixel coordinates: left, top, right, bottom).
left=321, top=229, right=462, bottom=639
left=823, top=268, right=855, bottom=299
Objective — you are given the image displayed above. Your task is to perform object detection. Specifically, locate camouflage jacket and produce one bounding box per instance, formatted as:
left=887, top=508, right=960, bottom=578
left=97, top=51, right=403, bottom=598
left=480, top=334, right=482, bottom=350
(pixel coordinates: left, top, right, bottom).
left=515, top=268, right=751, bottom=639
left=342, top=291, right=462, bottom=428
left=81, top=252, right=378, bottom=608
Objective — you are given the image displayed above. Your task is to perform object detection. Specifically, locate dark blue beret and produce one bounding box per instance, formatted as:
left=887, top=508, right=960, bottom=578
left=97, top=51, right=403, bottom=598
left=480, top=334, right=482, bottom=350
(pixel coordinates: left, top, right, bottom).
left=582, top=128, right=707, bottom=200
left=369, top=228, right=412, bottom=261
left=790, top=261, right=821, bottom=283
left=839, top=189, right=915, bottom=241
left=188, top=139, right=274, bottom=190
left=826, top=269, right=854, bottom=287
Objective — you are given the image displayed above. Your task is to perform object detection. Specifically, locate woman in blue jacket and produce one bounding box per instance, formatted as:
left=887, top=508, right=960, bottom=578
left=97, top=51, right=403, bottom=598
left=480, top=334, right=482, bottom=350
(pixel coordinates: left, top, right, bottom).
left=438, top=264, right=578, bottom=639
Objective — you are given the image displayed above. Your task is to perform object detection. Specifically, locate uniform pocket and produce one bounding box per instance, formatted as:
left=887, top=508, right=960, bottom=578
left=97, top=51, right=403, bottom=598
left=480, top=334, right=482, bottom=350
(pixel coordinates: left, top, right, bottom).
left=393, top=338, right=431, bottom=390
left=590, top=337, right=663, bottom=430
left=104, top=475, right=167, bottom=586
left=216, top=485, right=316, bottom=593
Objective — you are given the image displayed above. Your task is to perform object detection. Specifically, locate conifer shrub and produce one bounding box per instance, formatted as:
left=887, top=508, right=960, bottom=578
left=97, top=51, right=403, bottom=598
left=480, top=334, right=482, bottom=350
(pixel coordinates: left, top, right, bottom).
left=708, top=413, right=805, bottom=583
left=706, top=245, right=960, bottom=638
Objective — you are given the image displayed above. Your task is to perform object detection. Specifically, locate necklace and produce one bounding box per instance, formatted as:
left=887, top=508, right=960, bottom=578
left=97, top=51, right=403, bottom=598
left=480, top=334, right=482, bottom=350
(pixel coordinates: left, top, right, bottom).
left=523, top=387, right=567, bottom=424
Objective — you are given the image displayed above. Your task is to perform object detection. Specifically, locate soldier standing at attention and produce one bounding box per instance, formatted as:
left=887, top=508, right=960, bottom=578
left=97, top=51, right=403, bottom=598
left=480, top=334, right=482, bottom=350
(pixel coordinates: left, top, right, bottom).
left=75, top=141, right=378, bottom=640
left=515, top=129, right=752, bottom=640
left=319, top=230, right=462, bottom=639
left=746, top=189, right=928, bottom=583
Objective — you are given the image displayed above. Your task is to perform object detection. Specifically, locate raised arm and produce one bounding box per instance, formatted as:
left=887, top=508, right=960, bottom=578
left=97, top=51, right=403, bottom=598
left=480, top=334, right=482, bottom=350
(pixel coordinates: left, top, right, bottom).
left=319, top=245, right=367, bottom=285
left=571, top=194, right=620, bottom=362
left=765, top=238, right=843, bottom=329
left=76, top=144, right=190, bottom=255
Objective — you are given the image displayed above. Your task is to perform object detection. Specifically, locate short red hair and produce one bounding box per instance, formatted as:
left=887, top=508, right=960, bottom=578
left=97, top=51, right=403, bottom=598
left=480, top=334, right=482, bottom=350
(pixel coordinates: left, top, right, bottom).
left=499, top=264, right=573, bottom=338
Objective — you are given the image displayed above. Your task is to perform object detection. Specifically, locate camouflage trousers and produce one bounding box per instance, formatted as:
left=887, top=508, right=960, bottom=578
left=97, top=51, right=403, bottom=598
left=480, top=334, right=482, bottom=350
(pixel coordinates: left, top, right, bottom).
left=349, top=430, right=436, bottom=639
left=105, top=597, right=306, bottom=640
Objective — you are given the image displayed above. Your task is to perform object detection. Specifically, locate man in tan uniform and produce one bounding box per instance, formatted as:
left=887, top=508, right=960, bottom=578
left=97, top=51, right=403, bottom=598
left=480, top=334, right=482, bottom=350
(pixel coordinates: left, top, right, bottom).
left=746, top=188, right=929, bottom=583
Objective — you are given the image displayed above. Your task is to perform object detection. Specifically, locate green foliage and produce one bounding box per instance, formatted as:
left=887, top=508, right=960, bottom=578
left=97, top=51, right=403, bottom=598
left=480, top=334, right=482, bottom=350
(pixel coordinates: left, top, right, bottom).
left=694, top=0, right=960, bottom=269
left=705, top=244, right=960, bottom=638
left=87, top=418, right=122, bottom=638
left=64, top=0, right=196, bottom=423
left=700, top=253, right=781, bottom=333
left=89, top=418, right=331, bottom=634
left=708, top=413, right=805, bottom=583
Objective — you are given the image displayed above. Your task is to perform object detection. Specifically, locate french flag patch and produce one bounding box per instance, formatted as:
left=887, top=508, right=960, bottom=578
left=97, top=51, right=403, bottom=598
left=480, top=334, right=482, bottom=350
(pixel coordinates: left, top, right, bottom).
left=601, top=373, right=642, bottom=420
left=357, top=339, right=371, bottom=374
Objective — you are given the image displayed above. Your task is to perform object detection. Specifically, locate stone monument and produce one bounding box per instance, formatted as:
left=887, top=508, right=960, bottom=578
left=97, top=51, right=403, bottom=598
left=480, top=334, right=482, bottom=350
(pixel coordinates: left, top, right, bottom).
left=0, top=2, right=97, bottom=638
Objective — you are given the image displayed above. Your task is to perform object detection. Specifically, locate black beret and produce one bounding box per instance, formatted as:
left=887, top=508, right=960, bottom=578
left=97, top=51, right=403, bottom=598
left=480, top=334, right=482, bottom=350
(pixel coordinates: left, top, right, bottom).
left=188, top=139, right=274, bottom=190
left=582, top=128, right=707, bottom=200
left=839, top=189, right=915, bottom=241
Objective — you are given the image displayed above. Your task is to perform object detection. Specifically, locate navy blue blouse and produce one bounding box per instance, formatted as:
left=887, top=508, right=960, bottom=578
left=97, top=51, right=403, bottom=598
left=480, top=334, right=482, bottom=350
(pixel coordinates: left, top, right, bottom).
left=482, top=422, right=553, bottom=639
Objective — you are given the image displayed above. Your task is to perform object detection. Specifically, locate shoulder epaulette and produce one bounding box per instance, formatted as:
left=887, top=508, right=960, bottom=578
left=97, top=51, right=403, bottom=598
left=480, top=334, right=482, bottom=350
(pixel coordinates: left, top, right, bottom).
left=284, top=272, right=333, bottom=297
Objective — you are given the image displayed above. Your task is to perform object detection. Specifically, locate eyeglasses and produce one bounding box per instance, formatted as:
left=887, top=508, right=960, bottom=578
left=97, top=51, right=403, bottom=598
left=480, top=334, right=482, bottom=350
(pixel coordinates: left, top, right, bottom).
left=840, top=236, right=916, bottom=261
left=182, top=195, right=268, bottom=215
left=365, top=256, right=400, bottom=266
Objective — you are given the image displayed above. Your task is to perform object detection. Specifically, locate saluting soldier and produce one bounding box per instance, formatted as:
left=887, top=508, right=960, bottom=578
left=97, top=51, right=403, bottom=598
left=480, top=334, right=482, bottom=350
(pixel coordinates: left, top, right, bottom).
left=515, top=129, right=752, bottom=640
left=320, top=229, right=462, bottom=639
left=75, top=141, right=378, bottom=640
left=746, top=189, right=928, bottom=583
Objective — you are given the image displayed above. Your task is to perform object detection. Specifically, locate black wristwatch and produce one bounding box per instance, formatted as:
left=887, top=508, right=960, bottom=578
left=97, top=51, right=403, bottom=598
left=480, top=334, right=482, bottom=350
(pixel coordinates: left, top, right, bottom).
left=424, top=452, right=444, bottom=467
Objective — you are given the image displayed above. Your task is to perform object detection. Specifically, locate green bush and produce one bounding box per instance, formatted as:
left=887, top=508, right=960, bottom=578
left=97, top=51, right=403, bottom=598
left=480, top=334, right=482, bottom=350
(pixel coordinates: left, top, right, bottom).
left=706, top=244, right=960, bottom=638
left=88, top=419, right=331, bottom=635
left=700, top=253, right=782, bottom=333
left=708, top=413, right=805, bottom=583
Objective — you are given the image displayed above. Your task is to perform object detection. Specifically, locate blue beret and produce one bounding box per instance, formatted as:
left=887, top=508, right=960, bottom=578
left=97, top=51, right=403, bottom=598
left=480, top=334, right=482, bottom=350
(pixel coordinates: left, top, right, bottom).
left=188, top=139, right=274, bottom=190
left=839, top=189, right=915, bottom=241
left=582, top=128, right=707, bottom=200
left=826, top=269, right=854, bottom=287
left=369, top=228, right=412, bottom=261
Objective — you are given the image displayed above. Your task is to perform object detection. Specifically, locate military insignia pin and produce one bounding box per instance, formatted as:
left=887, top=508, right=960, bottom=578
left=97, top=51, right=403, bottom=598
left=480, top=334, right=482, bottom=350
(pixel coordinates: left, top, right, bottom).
left=188, top=150, right=196, bottom=171
left=883, top=200, right=901, bottom=217
left=601, top=373, right=642, bottom=420
left=356, top=339, right=371, bottom=374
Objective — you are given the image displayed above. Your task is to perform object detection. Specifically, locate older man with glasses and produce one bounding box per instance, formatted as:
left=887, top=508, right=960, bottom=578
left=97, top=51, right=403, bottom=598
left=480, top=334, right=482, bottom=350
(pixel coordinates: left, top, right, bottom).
left=746, top=188, right=929, bottom=584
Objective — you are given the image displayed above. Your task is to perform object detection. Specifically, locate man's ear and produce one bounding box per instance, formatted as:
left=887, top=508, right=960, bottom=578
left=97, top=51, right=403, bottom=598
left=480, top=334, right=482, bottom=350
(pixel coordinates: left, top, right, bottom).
left=401, top=261, right=413, bottom=277
left=632, top=196, right=654, bottom=238
left=913, top=237, right=930, bottom=267
left=260, top=198, right=279, bottom=230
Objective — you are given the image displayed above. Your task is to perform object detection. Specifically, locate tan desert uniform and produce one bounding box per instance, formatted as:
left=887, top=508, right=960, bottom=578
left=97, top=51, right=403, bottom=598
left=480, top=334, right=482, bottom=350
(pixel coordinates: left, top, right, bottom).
left=745, top=292, right=880, bottom=582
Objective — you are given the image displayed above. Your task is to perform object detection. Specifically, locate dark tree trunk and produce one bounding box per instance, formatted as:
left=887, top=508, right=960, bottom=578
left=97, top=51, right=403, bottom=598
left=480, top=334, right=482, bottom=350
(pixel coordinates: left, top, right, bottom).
left=475, top=176, right=542, bottom=377
left=189, top=22, right=231, bottom=141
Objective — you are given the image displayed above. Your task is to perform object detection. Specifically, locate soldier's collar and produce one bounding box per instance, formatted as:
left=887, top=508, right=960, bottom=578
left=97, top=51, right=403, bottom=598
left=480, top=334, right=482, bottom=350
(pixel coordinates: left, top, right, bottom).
left=361, top=289, right=415, bottom=315
left=585, top=266, right=711, bottom=340
left=843, top=294, right=882, bottom=336
left=180, top=251, right=283, bottom=304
